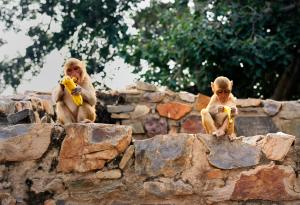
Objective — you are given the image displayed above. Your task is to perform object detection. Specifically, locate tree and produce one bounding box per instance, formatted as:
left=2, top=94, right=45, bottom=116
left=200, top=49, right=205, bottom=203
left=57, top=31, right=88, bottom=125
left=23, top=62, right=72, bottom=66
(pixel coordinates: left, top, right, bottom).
left=120, top=0, right=300, bottom=100
left=0, top=0, right=140, bottom=92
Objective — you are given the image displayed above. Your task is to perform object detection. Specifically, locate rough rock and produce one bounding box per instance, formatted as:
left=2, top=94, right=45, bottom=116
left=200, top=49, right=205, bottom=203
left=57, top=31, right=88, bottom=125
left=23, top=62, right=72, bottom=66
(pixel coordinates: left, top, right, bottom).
left=144, top=114, right=168, bottom=137
left=95, top=169, right=122, bottom=179
left=7, top=109, right=36, bottom=124
left=117, top=89, right=142, bottom=95
left=261, top=132, right=295, bottom=161
left=136, top=81, right=157, bottom=91
left=236, top=98, right=262, bottom=107
left=180, top=114, right=205, bottom=134
left=111, top=113, right=130, bottom=119
left=0, top=98, right=15, bottom=115
left=122, top=120, right=145, bottom=134
left=58, top=123, right=132, bottom=173
left=276, top=101, right=300, bottom=120
left=263, top=99, right=282, bottom=116
left=119, top=145, right=135, bottom=170
left=194, top=93, right=210, bottom=111
left=130, top=105, right=150, bottom=119
left=231, top=163, right=300, bottom=201
left=0, top=124, right=52, bottom=162
left=144, top=178, right=193, bottom=198
left=178, top=91, right=196, bottom=103
left=107, top=105, right=135, bottom=113
left=135, top=134, right=194, bottom=177
left=0, top=193, right=16, bottom=205
left=142, top=92, right=165, bottom=102
left=157, top=102, right=192, bottom=120
left=235, top=116, right=279, bottom=136
left=206, top=163, right=300, bottom=202
left=198, top=134, right=261, bottom=169
left=14, top=101, right=32, bottom=112
left=30, top=97, right=44, bottom=113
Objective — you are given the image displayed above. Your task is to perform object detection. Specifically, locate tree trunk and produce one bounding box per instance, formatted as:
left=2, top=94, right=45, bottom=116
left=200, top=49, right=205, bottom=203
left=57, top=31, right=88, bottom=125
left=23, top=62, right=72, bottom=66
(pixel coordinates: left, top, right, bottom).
left=272, top=48, right=300, bottom=100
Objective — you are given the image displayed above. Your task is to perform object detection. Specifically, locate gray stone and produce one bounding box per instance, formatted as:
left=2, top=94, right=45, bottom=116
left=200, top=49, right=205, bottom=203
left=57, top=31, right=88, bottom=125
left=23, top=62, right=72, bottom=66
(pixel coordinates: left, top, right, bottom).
left=125, top=94, right=142, bottom=103
left=198, top=134, right=261, bottom=169
left=135, top=134, right=194, bottom=177
left=130, top=105, right=150, bottom=119
left=107, top=105, right=135, bottom=113
left=144, top=114, right=168, bottom=137
left=142, top=92, right=165, bottom=103
left=276, top=101, right=300, bottom=120
left=261, top=132, right=295, bottom=161
left=235, top=116, right=279, bottom=136
left=236, top=98, right=262, bottom=107
left=136, top=81, right=157, bottom=91
left=263, top=99, right=282, bottom=116
left=276, top=119, right=300, bottom=139
left=122, top=120, right=145, bottom=134
left=178, top=91, right=196, bottom=103
left=0, top=124, right=52, bottom=162
left=7, top=109, right=36, bottom=124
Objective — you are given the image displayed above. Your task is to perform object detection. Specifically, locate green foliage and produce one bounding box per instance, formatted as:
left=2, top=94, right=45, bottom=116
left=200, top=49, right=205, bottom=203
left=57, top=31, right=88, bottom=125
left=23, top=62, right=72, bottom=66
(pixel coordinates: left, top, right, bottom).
left=0, top=0, right=140, bottom=91
left=120, top=0, right=300, bottom=99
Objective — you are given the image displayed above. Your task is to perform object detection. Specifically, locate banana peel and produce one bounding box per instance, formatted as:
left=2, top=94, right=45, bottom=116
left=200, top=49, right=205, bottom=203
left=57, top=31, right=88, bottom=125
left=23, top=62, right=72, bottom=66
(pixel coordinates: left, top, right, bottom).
left=60, top=76, right=83, bottom=106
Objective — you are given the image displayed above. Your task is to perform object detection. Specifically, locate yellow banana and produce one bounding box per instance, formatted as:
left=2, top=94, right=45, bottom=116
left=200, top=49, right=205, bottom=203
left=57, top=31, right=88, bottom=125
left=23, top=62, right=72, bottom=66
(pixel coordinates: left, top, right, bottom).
left=60, top=76, right=83, bottom=106
left=224, top=106, right=233, bottom=124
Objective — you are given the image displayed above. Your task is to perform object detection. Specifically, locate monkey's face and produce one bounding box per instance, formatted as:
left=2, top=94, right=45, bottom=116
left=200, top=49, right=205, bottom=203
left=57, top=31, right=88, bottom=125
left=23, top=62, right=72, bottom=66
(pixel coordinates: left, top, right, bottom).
left=66, top=64, right=82, bottom=83
left=215, top=88, right=231, bottom=103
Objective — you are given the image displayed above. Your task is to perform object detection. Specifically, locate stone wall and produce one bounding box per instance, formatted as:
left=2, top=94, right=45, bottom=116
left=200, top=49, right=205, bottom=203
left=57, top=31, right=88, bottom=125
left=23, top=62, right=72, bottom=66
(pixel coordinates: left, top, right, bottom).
left=0, top=81, right=299, bottom=205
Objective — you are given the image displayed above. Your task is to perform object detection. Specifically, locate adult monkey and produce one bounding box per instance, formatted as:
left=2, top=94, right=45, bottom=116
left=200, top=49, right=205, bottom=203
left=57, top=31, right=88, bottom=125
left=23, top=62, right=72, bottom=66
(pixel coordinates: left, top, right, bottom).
left=201, top=76, right=238, bottom=140
left=52, top=58, right=97, bottom=124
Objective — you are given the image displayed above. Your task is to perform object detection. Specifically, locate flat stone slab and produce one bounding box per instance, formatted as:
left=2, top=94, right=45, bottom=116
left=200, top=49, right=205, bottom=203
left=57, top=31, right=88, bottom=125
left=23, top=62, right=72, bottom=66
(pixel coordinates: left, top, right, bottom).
left=235, top=116, right=279, bottom=136
left=58, top=123, right=132, bottom=173
left=7, top=109, right=36, bottom=124
left=144, top=114, right=168, bottom=137
left=135, top=134, right=194, bottom=177
left=0, top=124, right=52, bottom=162
left=157, top=102, right=192, bottom=120
left=198, top=134, right=261, bottom=169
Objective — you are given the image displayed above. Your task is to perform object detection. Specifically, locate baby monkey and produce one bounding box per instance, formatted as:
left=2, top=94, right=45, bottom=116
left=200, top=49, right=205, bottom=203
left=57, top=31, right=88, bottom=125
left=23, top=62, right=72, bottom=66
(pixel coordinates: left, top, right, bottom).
left=201, top=76, right=238, bottom=140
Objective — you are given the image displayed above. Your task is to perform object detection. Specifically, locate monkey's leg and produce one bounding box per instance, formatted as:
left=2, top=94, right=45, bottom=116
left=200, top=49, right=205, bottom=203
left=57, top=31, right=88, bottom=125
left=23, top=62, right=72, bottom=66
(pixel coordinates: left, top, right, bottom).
left=56, top=101, right=76, bottom=124
left=201, top=109, right=217, bottom=134
left=77, top=103, right=96, bottom=123
left=226, top=120, right=237, bottom=141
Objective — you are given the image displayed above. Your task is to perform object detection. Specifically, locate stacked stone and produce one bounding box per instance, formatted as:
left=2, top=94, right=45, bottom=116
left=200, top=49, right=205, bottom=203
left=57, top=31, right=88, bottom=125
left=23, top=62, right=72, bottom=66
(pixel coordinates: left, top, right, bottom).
left=0, top=91, right=54, bottom=126
left=103, top=81, right=209, bottom=139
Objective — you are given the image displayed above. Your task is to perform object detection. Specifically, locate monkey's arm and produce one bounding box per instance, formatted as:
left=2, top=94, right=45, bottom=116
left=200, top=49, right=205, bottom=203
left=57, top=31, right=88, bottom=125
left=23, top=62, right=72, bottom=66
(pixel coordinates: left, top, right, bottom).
left=52, top=84, right=64, bottom=102
left=80, top=85, right=97, bottom=106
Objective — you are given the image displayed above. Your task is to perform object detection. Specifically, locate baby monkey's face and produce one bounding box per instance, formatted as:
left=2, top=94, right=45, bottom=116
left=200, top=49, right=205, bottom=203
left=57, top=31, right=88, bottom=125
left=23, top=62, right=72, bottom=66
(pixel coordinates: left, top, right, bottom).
left=215, top=87, right=231, bottom=103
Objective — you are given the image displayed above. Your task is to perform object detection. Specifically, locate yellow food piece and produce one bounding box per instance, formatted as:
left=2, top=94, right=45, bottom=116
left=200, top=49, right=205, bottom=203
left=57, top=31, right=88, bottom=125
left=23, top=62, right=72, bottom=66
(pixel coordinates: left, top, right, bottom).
left=60, top=76, right=83, bottom=106
left=224, top=106, right=233, bottom=124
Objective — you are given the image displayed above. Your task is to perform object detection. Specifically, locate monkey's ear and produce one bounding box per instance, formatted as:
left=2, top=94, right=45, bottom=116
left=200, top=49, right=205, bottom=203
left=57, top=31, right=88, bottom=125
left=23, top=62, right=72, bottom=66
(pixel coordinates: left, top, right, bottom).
left=211, top=82, right=215, bottom=92
left=231, top=80, right=233, bottom=87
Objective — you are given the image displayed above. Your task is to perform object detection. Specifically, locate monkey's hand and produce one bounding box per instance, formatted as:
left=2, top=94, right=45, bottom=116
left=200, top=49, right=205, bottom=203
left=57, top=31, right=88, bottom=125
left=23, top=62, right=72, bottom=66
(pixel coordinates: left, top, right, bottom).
left=217, top=105, right=224, bottom=113
left=231, top=107, right=238, bottom=116
left=71, top=85, right=82, bottom=96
